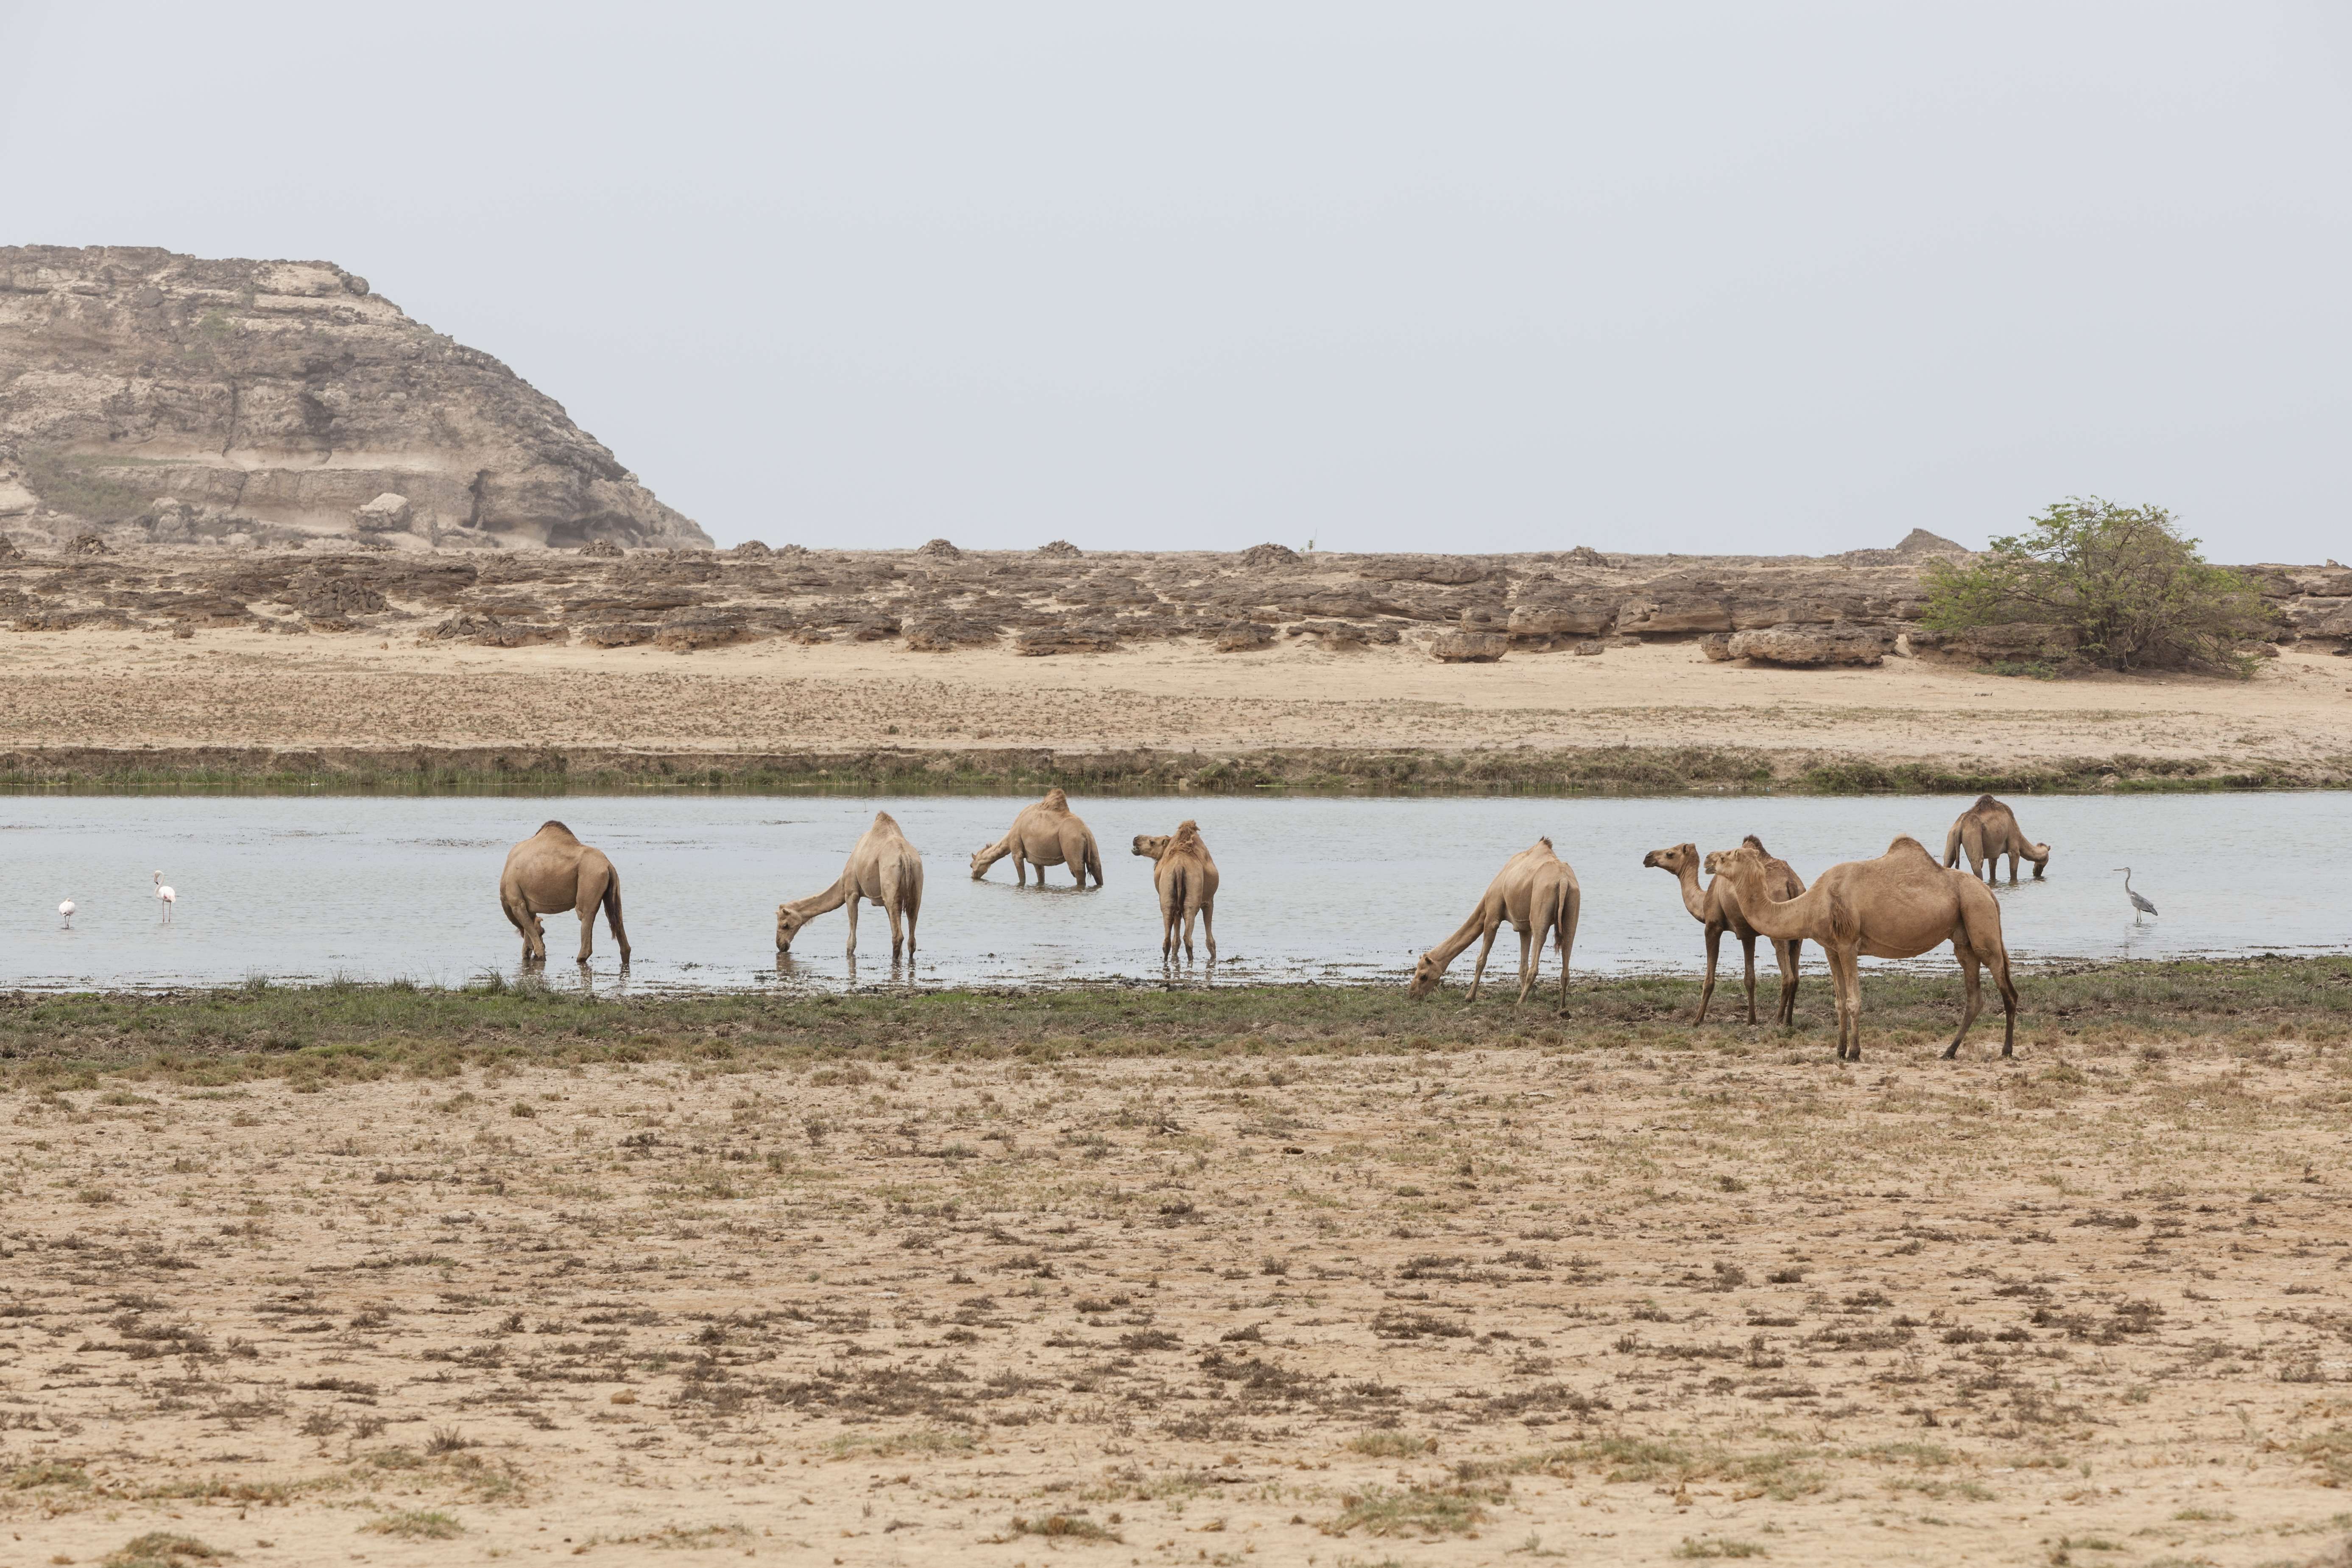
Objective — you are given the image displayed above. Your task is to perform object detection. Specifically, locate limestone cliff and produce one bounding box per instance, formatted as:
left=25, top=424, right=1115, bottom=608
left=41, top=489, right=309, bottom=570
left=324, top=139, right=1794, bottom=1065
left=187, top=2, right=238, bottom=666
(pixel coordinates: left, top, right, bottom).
left=0, top=246, right=707, bottom=550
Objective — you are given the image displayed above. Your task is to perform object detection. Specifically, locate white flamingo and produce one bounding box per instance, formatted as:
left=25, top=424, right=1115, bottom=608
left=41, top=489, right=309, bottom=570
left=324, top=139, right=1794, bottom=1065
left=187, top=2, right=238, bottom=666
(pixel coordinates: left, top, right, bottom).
left=154, top=871, right=176, bottom=922
left=58, top=899, right=75, bottom=929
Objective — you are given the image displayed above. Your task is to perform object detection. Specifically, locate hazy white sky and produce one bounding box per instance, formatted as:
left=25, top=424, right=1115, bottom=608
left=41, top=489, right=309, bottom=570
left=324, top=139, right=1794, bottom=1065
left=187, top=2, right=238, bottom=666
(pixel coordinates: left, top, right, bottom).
left=3, top=3, right=2348, bottom=558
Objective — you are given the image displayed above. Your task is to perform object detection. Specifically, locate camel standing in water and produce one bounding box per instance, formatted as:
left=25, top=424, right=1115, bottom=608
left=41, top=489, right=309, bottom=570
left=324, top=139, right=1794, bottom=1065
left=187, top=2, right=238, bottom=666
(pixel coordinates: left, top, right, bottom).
left=1643, top=836, right=1805, bottom=1025
left=971, top=788, right=1103, bottom=887
left=499, top=821, right=630, bottom=965
left=1943, top=795, right=2051, bottom=884
left=1406, top=838, right=1580, bottom=1008
left=1131, top=821, right=1219, bottom=962
left=1707, top=836, right=2016, bottom=1063
left=776, top=810, right=924, bottom=961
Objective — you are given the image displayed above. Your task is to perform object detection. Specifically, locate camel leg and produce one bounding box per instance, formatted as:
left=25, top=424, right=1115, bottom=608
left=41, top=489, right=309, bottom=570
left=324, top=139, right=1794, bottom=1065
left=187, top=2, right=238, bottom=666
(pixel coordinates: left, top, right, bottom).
left=885, top=893, right=905, bottom=963
left=1465, top=919, right=1502, bottom=1003
left=1942, top=942, right=1985, bottom=1060
left=1696, top=923, right=1723, bottom=1025
left=1182, top=902, right=1201, bottom=962
left=1204, top=903, right=1217, bottom=962
left=1740, top=933, right=1759, bottom=1026
left=2008, top=852, right=2019, bottom=885
left=1981, top=934, right=2018, bottom=1057
left=602, top=869, right=630, bottom=962
left=573, top=872, right=602, bottom=964
left=1513, top=919, right=1542, bottom=1007
left=844, top=896, right=860, bottom=958
left=1014, top=854, right=1029, bottom=888
left=1842, top=950, right=1866, bottom=1063
left=1773, top=939, right=1800, bottom=1027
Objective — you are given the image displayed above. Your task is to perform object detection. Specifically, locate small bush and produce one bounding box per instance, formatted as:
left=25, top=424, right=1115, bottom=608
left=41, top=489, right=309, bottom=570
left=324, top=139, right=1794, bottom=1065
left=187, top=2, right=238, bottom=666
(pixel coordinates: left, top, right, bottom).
left=103, top=1534, right=226, bottom=1568
left=365, top=1509, right=463, bottom=1539
left=1922, top=497, right=2272, bottom=675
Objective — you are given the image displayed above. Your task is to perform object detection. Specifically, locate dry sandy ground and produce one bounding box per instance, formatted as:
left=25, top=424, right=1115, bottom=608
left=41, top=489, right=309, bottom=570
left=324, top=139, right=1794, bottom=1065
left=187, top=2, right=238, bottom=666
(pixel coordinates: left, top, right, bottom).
left=8, top=1038, right=2352, bottom=1566
left=3, top=625, right=2351, bottom=767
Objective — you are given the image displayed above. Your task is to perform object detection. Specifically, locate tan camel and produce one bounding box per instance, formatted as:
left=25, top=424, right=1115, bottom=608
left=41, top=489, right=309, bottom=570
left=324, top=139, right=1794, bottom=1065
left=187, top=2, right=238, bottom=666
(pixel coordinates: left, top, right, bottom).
left=1643, top=836, right=1806, bottom=1025
left=971, top=788, right=1103, bottom=887
left=1406, top=838, right=1581, bottom=1007
left=1943, top=795, right=2051, bottom=884
left=776, top=810, right=925, bottom=960
left=499, top=821, right=630, bottom=965
left=1707, top=835, right=2016, bottom=1062
left=1130, top=820, right=1219, bottom=961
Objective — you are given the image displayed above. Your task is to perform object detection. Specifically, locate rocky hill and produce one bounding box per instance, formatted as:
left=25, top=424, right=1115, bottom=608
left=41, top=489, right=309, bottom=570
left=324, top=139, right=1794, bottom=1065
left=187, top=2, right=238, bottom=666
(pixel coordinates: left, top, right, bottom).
left=0, top=246, right=707, bottom=551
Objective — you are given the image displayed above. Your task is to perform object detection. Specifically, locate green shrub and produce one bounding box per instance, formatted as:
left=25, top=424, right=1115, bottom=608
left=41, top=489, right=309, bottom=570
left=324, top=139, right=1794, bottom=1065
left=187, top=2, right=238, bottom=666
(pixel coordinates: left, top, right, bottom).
left=1922, top=497, right=2272, bottom=675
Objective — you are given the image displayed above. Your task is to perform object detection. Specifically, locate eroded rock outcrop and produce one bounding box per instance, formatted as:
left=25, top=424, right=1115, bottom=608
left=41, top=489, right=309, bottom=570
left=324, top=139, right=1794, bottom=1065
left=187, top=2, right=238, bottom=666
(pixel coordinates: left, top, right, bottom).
left=0, top=246, right=707, bottom=551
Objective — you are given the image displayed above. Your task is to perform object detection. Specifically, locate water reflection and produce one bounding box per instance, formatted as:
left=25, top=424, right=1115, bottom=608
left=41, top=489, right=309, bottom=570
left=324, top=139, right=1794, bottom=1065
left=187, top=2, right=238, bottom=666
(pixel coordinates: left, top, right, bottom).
left=0, top=792, right=2343, bottom=992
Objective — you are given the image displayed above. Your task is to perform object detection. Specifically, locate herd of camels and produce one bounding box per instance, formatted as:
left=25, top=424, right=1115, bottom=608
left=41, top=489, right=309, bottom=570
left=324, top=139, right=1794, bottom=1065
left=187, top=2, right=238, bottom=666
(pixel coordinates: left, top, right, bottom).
left=496, top=791, right=2053, bottom=1063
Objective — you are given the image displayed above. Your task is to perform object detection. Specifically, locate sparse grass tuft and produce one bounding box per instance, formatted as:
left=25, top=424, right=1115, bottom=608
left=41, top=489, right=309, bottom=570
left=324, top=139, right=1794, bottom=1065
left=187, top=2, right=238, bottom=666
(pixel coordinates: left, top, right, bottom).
left=364, top=1510, right=462, bottom=1540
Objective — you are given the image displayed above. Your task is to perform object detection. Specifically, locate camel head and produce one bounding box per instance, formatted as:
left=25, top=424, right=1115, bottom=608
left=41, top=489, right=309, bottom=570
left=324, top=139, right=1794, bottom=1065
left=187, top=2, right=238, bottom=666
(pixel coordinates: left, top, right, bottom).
left=1406, top=949, right=1448, bottom=999
left=2028, top=842, right=2052, bottom=875
left=1641, top=843, right=1697, bottom=876
left=968, top=846, right=995, bottom=879
left=1705, top=844, right=1763, bottom=883
left=775, top=902, right=811, bottom=952
left=1131, top=834, right=1170, bottom=860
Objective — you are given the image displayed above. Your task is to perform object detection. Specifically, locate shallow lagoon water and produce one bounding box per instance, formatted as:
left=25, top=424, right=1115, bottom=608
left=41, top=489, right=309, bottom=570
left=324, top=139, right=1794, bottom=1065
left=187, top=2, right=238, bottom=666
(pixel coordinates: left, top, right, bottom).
left=0, top=793, right=2342, bottom=993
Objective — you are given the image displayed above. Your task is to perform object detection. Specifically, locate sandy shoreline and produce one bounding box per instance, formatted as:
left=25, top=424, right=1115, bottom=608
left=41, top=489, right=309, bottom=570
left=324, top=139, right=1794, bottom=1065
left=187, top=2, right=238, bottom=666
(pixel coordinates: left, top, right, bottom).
left=7, top=1024, right=2352, bottom=1566
left=3, top=626, right=2349, bottom=789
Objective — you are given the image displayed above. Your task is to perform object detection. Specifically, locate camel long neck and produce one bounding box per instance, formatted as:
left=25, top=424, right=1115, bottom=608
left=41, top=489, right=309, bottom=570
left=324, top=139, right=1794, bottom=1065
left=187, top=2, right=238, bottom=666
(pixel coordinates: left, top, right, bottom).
left=1674, top=863, right=1710, bottom=923
left=1723, top=866, right=1811, bottom=940
left=789, top=879, right=851, bottom=920
left=974, top=834, right=1014, bottom=871
left=1424, top=909, right=1490, bottom=969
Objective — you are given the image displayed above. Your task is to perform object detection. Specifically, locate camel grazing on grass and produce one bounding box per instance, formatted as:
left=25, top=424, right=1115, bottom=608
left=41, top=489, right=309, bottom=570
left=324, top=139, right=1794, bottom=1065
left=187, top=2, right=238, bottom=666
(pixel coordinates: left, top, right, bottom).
left=499, top=821, right=630, bottom=966
left=971, top=788, right=1103, bottom=887
left=776, top=810, right=924, bottom=961
left=1707, top=835, right=2016, bottom=1063
left=1407, top=839, right=1580, bottom=1008
left=1643, top=837, right=1805, bottom=1025
left=1131, top=821, right=1219, bottom=962
left=1944, top=795, right=2050, bottom=883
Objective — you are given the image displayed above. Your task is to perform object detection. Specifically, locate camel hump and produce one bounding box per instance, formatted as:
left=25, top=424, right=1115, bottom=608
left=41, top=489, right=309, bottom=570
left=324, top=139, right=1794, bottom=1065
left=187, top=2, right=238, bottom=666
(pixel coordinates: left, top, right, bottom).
left=872, top=810, right=900, bottom=831
left=1742, top=834, right=1772, bottom=854
left=1886, top=834, right=1935, bottom=861
left=1972, top=794, right=2001, bottom=812
left=537, top=820, right=578, bottom=841
left=1041, top=787, right=1070, bottom=810
left=1172, top=819, right=1202, bottom=846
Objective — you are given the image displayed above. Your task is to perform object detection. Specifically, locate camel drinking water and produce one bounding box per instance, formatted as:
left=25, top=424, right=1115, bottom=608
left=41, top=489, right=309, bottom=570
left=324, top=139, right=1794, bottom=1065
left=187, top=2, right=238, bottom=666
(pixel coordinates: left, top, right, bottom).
left=1707, top=835, right=2017, bottom=1063
left=1131, top=820, right=1219, bottom=962
left=971, top=788, right=1103, bottom=887
left=499, top=821, right=631, bottom=965
left=1643, top=836, right=1805, bottom=1026
left=1943, top=795, right=2050, bottom=884
left=776, top=810, right=925, bottom=961
left=1406, top=838, right=1581, bottom=1009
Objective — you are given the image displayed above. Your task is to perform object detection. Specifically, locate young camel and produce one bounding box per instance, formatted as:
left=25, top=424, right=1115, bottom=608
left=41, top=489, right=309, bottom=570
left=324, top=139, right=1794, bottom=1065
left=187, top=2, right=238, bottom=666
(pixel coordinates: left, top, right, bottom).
left=499, top=821, right=630, bottom=965
left=1406, top=838, right=1580, bottom=1008
left=1643, top=836, right=1805, bottom=1025
left=776, top=811, right=924, bottom=961
left=1943, top=795, right=2051, bottom=884
left=1130, top=821, right=1219, bottom=962
left=971, top=788, right=1103, bottom=887
left=1707, top=835, right=2017, bottom=1063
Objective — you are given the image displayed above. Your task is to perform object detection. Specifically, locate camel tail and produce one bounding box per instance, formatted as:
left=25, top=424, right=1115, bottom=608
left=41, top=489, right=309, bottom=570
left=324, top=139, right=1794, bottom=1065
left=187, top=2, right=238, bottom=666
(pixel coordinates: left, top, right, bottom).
left=1088, top=837, right=1104, bottom=886
left=601, top=867, right=627, bottom=943
left=1942, top=820, right=1963, bottom=868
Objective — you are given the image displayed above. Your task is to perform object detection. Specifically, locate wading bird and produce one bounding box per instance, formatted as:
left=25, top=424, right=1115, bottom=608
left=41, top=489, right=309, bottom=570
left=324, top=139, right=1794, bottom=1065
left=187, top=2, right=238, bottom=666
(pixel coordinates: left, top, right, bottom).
left=2113, top=867, right=2157, bottom=920
left=58, top=899, right=75, bottom=929
left=154, top=871, right=175, bottom=922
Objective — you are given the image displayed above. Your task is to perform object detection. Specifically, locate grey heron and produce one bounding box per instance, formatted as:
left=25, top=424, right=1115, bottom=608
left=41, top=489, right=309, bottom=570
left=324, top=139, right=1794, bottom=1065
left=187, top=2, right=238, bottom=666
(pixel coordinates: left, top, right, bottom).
left=2112, top=867, right=2157, bottom=919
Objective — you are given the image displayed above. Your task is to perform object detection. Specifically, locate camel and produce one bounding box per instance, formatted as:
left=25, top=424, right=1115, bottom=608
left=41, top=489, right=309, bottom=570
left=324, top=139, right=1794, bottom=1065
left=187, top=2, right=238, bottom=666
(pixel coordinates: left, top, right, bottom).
left=971, top=788, right=1103, bottom=887
left=1643, top=836, right=1806, bottom=1025
left=1943, top=795, right=2051, bottom=883
left=499, top=821, right=630, bottom=965
left=1706, top=835, right=2016, bottom=1063
left=1406, top=838, right=1581, bottom=1008
left=776, top=810, right=924, bottom=960
left=1131, top=820, right=1219, bottom=962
